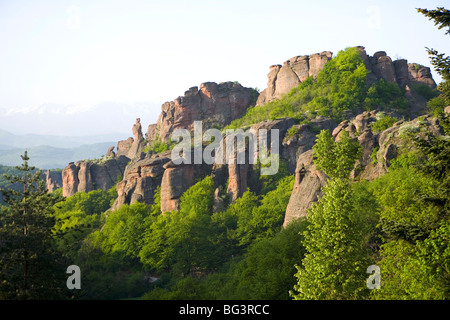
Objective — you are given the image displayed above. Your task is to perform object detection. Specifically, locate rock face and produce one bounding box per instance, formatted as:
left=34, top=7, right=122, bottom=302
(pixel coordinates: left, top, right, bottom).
left=62, top=162, right=79, bottom=197
left=283, top=150, right=328, bottom=227
left=256, top=51, right=333, bottom=105
left=43, top=170, right=62, bottom=193
left=147, top=81, right=255, bottom=143
left=62, top=156, right=129, bottom=198
left=112, top=153, right=171, bottom=210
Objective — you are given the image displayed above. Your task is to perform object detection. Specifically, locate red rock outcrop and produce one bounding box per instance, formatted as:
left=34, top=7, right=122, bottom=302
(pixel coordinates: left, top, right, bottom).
left=257, top=47, right=436, bottom=107
left=62, top=156, right=129, bottom=198
left=62, top=162, right=79, bottom=197
left=112, top=153, right=171, bottom=210
left=283, top=150, right=328, bottom=227
left=256, top=51, right=333, bottom=105
left=146, top=81, right=255, bottom=143
left=43, top=170, right=62, bottom=193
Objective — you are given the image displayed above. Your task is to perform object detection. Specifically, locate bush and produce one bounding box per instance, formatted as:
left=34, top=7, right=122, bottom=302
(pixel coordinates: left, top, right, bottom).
left=426, top=95, right=447, bottom=116
left=371, top=114, right=397, bottom=133
left=364, top=79, right=408, bottom=111
left=411, top=83, right=440, bottom=101
left=285, top=125, right=298, bottom=140
left=143, top=135, right=171, bottom=154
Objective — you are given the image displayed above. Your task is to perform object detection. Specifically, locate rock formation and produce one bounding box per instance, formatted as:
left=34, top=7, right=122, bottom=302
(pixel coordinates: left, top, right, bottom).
left=115, top=118, right=145, bottom=159
left=112, top=153, right=171, bottom=210
left=257, top=47, right=436, bottom=109
left=146, top=81, right=255, bottom=143
left=283, top=150, right=328, bottom=227
left=105, top=146, right=115, bottom=158
left=43, top=170, right=62, bottom=193
left=59, top=46, right=440, bottom=228
left=62, top=156, right=129, bottom=198
left=256, top=51, right=333, bottom=105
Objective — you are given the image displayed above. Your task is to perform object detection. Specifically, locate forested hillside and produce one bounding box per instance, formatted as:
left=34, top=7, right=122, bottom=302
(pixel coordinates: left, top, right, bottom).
left=1, top=7, right=449, bottom=302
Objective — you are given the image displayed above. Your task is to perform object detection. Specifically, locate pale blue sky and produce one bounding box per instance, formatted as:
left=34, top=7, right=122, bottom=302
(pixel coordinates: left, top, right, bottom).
left=0, top=0, right=449, bottom=133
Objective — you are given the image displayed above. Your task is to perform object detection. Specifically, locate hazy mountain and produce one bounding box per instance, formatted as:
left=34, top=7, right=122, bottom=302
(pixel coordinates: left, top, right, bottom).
left=0, top=101, right=162, bottom=169
left=0, top=101, right=160, bottom=137
left=0, top=142, right=116, bottom=169
left=0, top=129, right=128, bottom=149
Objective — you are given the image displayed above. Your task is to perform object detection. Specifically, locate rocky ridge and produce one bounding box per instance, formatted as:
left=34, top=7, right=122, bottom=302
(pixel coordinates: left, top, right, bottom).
left=59, top=46, right=442, bottom=226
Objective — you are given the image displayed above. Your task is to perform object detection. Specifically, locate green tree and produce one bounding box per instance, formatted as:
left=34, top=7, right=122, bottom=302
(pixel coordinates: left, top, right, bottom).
left=368, top=141, right=449, bottom=299
left=0, top=151, right=67, bottom=299
left=371, top=113, right=397, bottom=133
left=364, top=79, right=408, bottom=111
left=235, top=176, right=294, bottom=246
left=290, top=179, right=378, bottom=300
left=313, top=129, right=362, bottom=179
left=418, top=7, right=450, bottom=104
left=139, top=176, right=218, bottom=276
left=52, top=189, right=116, bottom=258
left=219, top=219, right=308, bottom=300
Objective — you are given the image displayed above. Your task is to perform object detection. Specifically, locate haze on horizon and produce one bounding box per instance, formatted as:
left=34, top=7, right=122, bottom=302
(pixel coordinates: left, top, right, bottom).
left=1, top=0, right=449, bottom=136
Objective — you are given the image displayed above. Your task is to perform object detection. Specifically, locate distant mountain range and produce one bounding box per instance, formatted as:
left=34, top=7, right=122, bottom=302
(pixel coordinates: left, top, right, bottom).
left=0, top=101, right=162, bottom=169
left=0, top=142, right=117, bottom=169
left=0, top=101, right=159, bottom=137
left=0, top=129, right=125, bottom=169
left=0, top=129, right=126, bottom=149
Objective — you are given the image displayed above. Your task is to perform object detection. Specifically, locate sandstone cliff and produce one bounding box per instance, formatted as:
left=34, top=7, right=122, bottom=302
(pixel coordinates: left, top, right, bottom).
left=146, top=81, right=256, bottom=143
left=62, top=156, right=129, bottom=198
left=42, top=170, right=62, bottom=193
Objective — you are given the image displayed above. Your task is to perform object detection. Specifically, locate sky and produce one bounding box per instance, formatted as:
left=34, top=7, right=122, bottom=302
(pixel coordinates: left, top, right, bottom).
left=0, top=0, right=449, bottom=136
